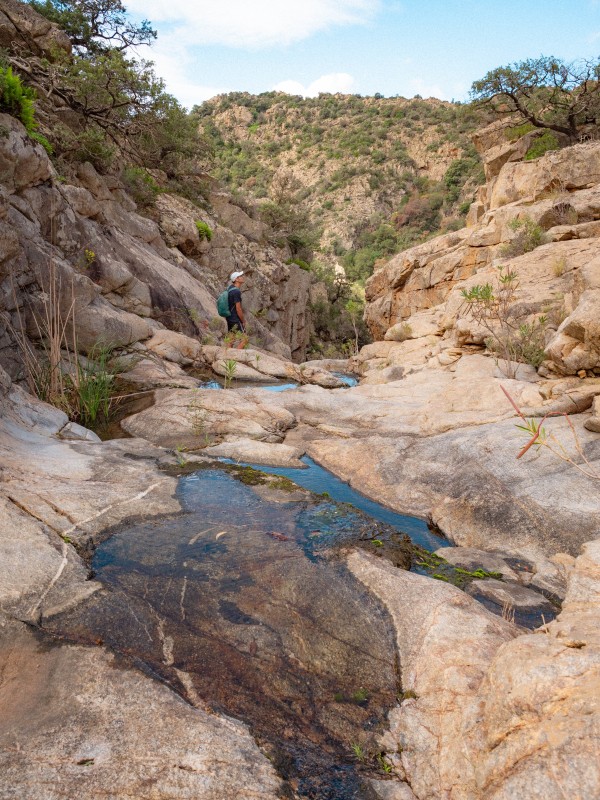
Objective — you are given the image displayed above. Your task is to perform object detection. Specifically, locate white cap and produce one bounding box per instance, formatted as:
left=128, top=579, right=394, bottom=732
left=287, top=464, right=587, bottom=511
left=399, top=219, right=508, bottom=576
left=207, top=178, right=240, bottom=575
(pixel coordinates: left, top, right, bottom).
left=230, top=270, right=244, bottom=282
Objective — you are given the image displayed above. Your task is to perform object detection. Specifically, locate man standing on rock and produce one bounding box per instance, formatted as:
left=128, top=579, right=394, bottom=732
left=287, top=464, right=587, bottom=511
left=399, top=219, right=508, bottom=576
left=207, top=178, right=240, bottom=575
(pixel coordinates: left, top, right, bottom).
left=226, top=270, right=246, bottom=335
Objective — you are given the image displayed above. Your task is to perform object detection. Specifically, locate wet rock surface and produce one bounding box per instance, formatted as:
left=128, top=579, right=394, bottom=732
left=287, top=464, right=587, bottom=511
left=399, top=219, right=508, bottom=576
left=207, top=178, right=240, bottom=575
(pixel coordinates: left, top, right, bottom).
left=44, top=468, right=407, bottom=799
left=0, top=615, right=281, bottom=800
left=466, top=578, right=558, bottom=629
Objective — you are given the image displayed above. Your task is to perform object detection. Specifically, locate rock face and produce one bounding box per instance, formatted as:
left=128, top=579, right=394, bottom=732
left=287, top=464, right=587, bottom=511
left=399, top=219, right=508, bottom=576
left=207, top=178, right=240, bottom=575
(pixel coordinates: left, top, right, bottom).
left=349, top=547, right=600, bottom=800
left=0, top=0, right=71, bottom=56
left=0, top=109, right=313, bottom=383
left=0, top=617, right=281, bottom=800
left=364, top=133, right=600, bottom=378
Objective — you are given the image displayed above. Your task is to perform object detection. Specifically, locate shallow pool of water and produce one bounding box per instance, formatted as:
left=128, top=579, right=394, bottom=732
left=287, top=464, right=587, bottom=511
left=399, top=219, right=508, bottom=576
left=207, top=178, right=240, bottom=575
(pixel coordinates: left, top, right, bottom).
left=224, top=456, right=447, bottom=552
left=332, top=373, right=359, bottom=387
left=199, top=373, right=359, bottom=392
left=48, top=467, right=403, bottom=799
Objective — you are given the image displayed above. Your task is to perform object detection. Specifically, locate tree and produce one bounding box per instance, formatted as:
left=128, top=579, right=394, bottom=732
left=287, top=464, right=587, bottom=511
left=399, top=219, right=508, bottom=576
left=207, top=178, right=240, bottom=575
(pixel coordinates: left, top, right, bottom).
left=471, top=56, right=600, bottom=141
left=14, top=1, right=205, bottom=174
left=28, top=0, right=156, bottom=53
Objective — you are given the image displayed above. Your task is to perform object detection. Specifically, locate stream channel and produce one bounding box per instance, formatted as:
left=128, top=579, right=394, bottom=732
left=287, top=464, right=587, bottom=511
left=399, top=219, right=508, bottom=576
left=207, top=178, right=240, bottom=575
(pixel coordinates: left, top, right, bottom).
left=49, top=375, right=449, bottom=798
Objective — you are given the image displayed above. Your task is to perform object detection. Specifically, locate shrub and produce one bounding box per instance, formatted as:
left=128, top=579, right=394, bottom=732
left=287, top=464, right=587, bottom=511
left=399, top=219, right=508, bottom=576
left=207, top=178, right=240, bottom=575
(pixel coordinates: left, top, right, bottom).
left=505, top=122, right=536, bottom=142
left=461, top=265, right=548, bottom=376
left=0, top=66, right=50, bottom=151
left=525, top=131, right=560, bottom=160
left=501, top=217, right=546, bottom=257
left=286, top=258, right=310, bottom=271
left=0, top=66, right=36, bottom=132
left=195, top=220, right=213, bottom=241
left=122, top=166, right=161, bottom=206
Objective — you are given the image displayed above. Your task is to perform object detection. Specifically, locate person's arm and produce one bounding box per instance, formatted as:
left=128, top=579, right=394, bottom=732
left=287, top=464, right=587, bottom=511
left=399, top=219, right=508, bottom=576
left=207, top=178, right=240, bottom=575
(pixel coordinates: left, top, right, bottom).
left=235, top=301, right=245, bottom=327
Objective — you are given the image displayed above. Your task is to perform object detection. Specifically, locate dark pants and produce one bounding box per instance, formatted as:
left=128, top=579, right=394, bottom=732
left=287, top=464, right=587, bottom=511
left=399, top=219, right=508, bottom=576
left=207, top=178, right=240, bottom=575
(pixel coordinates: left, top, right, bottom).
left=226, top=318, right=244, bottom=332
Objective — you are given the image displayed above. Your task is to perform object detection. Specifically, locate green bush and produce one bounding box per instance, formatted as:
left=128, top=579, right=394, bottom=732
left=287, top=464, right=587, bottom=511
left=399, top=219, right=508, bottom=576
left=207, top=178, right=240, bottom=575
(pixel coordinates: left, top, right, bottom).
left=195, top=220, right=213, bottom=241
left=122, top=166, right=161, bottom=206
left=505, top=122, right=536, bottom=142
left=525, top=131, right=560, bottom=160
left=0, top=66, right=36, bottom=131
left=286, top=258, right=310, bottom=270
left=501, top=217, right=546, bottom=257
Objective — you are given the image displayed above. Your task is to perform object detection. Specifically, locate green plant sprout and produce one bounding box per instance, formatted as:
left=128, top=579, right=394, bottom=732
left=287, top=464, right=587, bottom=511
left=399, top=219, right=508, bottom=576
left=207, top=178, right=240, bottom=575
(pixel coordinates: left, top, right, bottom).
left=351, top=743, right=366, bottom=762
left=377, top=753, right=393, bottom=774
left=223, top=359, right=237, bottom=388
left=195, top=220, right=213, bottom=241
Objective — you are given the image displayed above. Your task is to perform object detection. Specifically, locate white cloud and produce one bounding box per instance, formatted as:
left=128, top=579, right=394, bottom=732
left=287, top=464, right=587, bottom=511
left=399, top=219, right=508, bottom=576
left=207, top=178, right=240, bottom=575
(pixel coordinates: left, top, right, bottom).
left=409, top=77, right=447, bottom=100
left=274, top=73, right=356, bottom=97
left=149, top=47, right=227, bottom=108
left=126, top=0, right=379, bottom=48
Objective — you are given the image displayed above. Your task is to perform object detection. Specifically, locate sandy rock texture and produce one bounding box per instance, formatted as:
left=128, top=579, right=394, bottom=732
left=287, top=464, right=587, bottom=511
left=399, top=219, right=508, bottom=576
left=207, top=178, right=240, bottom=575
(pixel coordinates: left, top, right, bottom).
left=349, top=546, right=600, bottom=800
left=0, top=616, right=281, bottom=800
left=364, top=134, right=600, bottom=379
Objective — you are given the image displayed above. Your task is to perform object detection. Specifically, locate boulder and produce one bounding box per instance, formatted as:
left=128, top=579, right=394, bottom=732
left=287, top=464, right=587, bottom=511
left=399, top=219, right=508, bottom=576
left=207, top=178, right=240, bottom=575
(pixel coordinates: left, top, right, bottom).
left=212, top=358, right=274, bottom=382
left=145, top=330, right=202, bottom=365
left=202, top=439, right=305, bottom=468
left=348, top=550, right=517, bottom=800
left=490, top=141, right=600, bottom=210
left=121, top=388, right=296, bottom=448
left=60, top=184, right=101, bottom=219
left=474, top=540, right=600, bottom=800
left=584, top=394, right=600, bottom=432
left=547, top=289, right=600, bottom=373
left=203, top=346, right=291, bottom=379
left=72, top=296, right=153, bottom=353
left=58, top=421, right=102, bottom=443
left=155, top=193, right=210, bottom=256
left=0, top=114, right=52, bottom=192
left=209, top=190, right=268, bottom=243
left=118, top=357, right=201, bottom=389
left=347, top=537, right=600, bottom=800
left=384, top=311, right=442, bottom=342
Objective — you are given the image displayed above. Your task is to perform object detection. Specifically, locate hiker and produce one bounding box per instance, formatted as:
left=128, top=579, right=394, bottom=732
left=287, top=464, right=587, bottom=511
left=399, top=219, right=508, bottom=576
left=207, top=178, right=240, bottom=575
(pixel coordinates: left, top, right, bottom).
left=225, top=270, right=246, bottom=333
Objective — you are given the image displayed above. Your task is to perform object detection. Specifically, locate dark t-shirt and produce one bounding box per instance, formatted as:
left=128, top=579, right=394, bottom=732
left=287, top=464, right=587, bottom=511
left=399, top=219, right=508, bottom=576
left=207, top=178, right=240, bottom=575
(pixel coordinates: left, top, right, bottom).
left=227, top=286, right=243, bottom=325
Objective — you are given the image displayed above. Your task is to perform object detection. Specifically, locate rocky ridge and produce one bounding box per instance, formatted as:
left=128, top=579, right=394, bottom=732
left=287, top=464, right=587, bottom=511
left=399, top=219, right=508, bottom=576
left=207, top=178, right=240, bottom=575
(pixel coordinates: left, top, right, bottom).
left=0, top=109, right=316, bottom=370
left=364, top=122, right=600, bottom=381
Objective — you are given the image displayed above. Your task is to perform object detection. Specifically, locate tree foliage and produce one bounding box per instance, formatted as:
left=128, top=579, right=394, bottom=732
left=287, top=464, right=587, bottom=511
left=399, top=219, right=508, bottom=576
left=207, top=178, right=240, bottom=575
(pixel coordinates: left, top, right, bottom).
left=471, top=56, right=600, bottom=141
left=28, top=0, right=156, bottom=53
left=15, top=1, right=206, bottom=175
left=0, top=65, right=36, bottom=132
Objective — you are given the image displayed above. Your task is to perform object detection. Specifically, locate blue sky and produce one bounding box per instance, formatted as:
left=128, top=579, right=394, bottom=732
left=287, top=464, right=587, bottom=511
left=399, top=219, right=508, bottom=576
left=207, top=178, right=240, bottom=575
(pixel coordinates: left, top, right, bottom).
left=124, top=0, right=600, bottom=108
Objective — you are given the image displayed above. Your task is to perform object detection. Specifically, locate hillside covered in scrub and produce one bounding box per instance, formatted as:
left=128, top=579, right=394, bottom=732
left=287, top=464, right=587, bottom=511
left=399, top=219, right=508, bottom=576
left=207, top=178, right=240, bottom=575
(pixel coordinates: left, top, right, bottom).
left=197, top=91, right=490, bottom=283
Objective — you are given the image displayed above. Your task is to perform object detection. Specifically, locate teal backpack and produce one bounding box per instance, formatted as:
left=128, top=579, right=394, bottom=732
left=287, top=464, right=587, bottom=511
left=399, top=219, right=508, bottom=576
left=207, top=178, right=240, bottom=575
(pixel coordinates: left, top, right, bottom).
left=216, top=286, right=232, bottom=317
